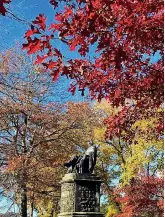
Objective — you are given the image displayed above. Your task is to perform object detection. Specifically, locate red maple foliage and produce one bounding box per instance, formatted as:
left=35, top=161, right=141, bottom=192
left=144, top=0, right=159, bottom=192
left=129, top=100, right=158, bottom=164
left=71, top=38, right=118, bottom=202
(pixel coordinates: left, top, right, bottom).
left=0, top=0, right=11, bottom=15
left=114, top=174, right=164, bottom=217
left=22, top=0, right=164, bottom=142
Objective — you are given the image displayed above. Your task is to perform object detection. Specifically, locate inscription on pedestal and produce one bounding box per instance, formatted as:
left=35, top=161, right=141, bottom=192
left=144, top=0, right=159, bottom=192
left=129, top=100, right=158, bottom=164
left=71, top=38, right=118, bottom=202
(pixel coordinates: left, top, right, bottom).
left=60, top=183, right=75, bottom=213
left=75, top=181, right=100, bottom=212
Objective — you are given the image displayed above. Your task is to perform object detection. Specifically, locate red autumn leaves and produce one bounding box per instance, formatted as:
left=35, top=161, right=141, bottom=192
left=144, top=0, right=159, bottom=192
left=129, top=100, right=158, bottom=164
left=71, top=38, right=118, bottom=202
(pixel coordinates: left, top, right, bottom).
left=22, top=0, right=163, bottom=142
left=115, top=175, right=164, bottom=217
left=0, top=0, right=11, bottom=15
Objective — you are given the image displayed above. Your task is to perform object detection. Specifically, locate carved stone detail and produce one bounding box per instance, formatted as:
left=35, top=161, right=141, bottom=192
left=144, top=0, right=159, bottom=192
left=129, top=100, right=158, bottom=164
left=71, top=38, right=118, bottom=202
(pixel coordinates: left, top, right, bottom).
left=75, top=182, right=99, bottom=212
left=60, top=183, right=75, bottom=213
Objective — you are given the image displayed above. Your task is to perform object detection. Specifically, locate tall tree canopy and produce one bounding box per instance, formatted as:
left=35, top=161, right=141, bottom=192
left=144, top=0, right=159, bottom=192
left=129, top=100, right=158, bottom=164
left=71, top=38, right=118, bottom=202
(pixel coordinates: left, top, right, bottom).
left=0, top=49, right=104, bottom=216
left=93, top=100, right=163, bottom=217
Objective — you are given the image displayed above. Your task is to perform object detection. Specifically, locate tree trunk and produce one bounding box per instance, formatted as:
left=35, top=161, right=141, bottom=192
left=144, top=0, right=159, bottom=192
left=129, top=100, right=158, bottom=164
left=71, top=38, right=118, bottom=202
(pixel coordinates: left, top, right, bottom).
left=20, top=184, right=27, bottom=217
left=30, top=200, right=34, bottom=217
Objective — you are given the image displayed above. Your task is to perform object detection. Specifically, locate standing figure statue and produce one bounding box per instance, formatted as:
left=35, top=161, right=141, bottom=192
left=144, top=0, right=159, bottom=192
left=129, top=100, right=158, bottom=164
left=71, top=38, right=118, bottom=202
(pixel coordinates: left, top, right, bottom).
left=64, top=143, right=98, bottom=174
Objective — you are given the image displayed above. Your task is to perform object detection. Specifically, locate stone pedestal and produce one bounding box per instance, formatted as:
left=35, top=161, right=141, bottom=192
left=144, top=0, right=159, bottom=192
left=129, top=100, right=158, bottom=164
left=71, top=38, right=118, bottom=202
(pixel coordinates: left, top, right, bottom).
left=58, top=173, right=104, bottom=217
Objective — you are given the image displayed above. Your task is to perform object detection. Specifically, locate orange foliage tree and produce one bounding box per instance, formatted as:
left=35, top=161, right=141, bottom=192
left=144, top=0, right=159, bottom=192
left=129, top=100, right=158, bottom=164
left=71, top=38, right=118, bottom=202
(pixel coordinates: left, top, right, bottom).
left=0, top=49, right=104, bottom=216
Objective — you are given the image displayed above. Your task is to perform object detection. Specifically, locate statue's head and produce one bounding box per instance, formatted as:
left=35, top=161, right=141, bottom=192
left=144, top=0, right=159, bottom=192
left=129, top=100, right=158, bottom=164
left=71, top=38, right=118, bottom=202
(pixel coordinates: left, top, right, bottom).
left=88, top=141, right=94, bottom=147
left=88, top=142, right=99, bottom=149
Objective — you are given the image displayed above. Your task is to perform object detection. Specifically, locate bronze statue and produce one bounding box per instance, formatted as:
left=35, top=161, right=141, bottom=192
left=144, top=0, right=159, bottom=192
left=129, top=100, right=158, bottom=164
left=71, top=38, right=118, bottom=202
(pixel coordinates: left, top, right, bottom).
left=64, top=144, right=98, bottom=174
left=64, top=155, right=80, bottom=173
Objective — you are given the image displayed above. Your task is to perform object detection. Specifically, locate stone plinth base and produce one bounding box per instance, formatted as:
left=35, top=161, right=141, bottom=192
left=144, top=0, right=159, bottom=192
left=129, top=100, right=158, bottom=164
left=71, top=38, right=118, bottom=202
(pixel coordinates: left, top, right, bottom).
left=58, top=173, right=103, bottom=217
left=58, top=212, right=104, bottom=217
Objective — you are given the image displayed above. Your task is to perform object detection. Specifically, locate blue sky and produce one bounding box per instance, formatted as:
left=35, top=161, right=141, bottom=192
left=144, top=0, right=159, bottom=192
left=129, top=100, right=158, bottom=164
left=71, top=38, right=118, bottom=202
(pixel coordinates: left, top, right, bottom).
left=0, top=0, right=90, bottom=103
left=1, top=0, right=55, bottom=48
